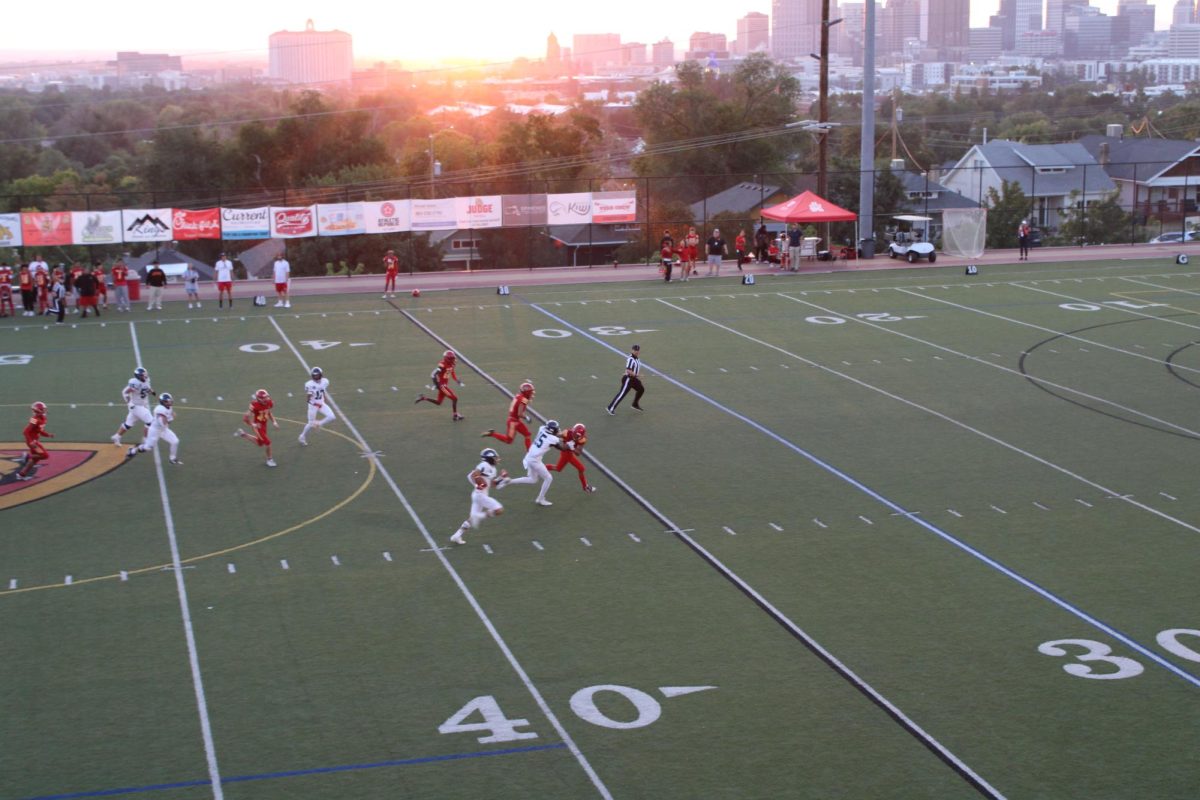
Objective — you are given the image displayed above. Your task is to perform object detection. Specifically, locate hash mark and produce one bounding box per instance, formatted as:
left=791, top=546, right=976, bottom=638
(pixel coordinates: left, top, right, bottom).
left=580, top=537, right=592, bottom=547
left=64, top=575, right=73, bottom=585
left=119, top=571, right=128, bottom=582
left=7, top=579, right=15, bottom=590
left=813, top=518, right=828, bottom=529
left=331, top=555, right=341, bottom=566
left=769, top=523, right=783, bottom=531
left=723, top=526, right=737, bottom=536
left=382, top=551, right=393, bottom=561
left=687, top=369, right=695, bottom=374
left=532, top=541, right=544, bottom=551
left=990, top=505, right=1007, bottom=514
left=947, top=509, right=963, bottom=518
left=1075, top=499, right=1094, bottom=508
left=1033, top=502, right=1050, bottom=511
left=628, top=532, right=642, bottom=543
left=1160, top=492, right=1177, bottom=501
left=750, top=366, right=759, bottom=371
left=483, top=544, right=494, bottom=554
left=281, top=560, right=289, bottom=570
left=858, top=515, right=873, bottom=525
left=719, top=367, right=728, bottom=373
left=227, top=563, right=236, bottom=574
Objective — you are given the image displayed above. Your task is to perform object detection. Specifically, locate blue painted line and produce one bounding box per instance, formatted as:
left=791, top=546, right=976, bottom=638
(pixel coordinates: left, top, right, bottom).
left=23, top=743, right=567, bottom=800
left=527, top=301, right=1200, bottom=690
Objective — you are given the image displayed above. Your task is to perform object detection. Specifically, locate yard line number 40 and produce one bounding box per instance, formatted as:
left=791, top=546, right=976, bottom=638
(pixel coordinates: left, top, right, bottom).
left=1040, top=628, right=1200, bottom=680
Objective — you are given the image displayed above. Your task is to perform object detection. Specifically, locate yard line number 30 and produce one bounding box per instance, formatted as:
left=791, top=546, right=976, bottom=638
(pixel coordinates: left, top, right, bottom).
left=1040, top=628, right=1200, bottom=680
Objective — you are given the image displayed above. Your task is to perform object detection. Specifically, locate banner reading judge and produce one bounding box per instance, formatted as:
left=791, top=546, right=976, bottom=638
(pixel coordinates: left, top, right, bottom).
left=455, top=195, right=502, bottom=229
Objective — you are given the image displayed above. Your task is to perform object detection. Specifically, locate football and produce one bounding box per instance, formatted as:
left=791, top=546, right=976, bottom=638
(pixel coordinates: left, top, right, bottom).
left=412, top=288, right=421, bottom=298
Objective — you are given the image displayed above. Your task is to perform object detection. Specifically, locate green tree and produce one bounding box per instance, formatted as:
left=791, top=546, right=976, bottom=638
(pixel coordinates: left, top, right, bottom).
left=1057, top=190, right=1132, bottom=245
left=984, top=179, right=1032, bottom=249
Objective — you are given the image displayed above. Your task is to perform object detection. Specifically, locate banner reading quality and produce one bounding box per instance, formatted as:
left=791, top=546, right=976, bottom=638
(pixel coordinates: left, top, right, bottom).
left=122, top=208, right=173, bottom=242
left=172, top=208, right=221, bottom=241
left=221, top=207, right=270, bottom=240
left=270, top=206, right=318, bottom=239
left=362, top=200, right=411, bottom=234
left=0, top=213, right=24, bottom=247
left=317, top=203, right=366, bottom=236
left=71, top=211, right=122, bottom=245
left=547, top=192, right=593, bottom=225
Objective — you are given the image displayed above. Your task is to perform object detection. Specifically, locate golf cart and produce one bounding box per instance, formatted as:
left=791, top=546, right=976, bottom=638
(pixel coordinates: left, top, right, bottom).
left=887, top=215, right=937, bottom=263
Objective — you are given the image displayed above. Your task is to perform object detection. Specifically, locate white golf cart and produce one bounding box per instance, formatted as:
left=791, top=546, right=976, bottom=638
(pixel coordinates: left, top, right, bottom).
left=887, top=215, right=937, bottom=263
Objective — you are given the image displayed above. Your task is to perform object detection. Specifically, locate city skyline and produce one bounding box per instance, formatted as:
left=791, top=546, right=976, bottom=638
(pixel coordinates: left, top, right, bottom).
left=0, top=0, right=1187, bottom=67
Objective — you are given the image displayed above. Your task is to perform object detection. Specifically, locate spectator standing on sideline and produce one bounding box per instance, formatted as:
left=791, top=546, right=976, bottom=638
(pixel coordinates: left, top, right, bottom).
left=91, top=262, right=107, bottom=309
left=605, top=344, right=644, bottom=415
left=75, top=267, right=98, bottom=318
left=18, top=264, right=36, bottom=316
left=754, top=223, right=770, bottom=263
left=734, top=229, right=747, bottom=271
left=1018, top=219, right=1031, bottom=261
left=706, top=228, right=727, bottom=277
left=273, top=252, right=291, bottom=308
left=660, top=239, right=675, bottom=283
left=214, top=252, right=234, bottom=308
left=787, top=224, right=802, bottom=271
left=183, top=263, right=200, bottom=309
left=111, top=258, right=131, bottom=312
left=382, top=249, right=399, bottom=298
left=145, top=261, right=167, bottom=310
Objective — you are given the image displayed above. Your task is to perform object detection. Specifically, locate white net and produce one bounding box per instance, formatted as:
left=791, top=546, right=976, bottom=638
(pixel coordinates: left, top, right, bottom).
left=942, top=208, right=987, bottom=259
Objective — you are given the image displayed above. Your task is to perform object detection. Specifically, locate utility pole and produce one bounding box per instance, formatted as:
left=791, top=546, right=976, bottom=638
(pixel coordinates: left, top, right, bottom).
left=817, top=0, right=832, bottom=200
left=891, top=87, right=900, bottom=162
left=859, top=0, right=877, bottom=258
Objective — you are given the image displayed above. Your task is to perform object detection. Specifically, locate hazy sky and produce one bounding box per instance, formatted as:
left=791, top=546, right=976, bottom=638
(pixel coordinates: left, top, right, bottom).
left=0, top=1, right=1182, bottom=67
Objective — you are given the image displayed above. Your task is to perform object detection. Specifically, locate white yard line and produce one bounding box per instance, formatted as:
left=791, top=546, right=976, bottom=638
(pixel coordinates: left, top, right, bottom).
left=265, top=315, right=613, bottom=800
left=129, top=322, right=224, bottom=800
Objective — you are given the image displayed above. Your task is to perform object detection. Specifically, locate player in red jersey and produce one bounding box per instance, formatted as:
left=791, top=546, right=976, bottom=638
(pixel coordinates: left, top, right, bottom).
left=546, top=422, right=597, bottom=492
left=14, top=401, right=54, bottom=481
left=0, top=262, right=14, bottom=317
left=33, top=267, right=49, bottom=314
left=91, top=262, right=108, bottom=309
left=234, top=389, right=280, bottom=467
left=415, top=350, right=464, bottom=421
left=482, top=381, right=535, bottom=450
left=382, top=249, right=399, bottom=298
left=68, top=262, right=85, bottom=314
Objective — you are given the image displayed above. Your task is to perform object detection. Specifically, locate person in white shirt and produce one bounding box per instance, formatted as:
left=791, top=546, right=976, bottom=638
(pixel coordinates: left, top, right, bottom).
left=111, top=367, right=155, bottom=446
left=126, top=392, right=182, bottom=465
left=272, top=253, right=291, bottom=308
left=497, top=420, right=560, bottom=506
left=298, top=366, right=335, bottom=445
left=214, top=253, right=235, bottom=308
left=450, top=448, right=507, bottom=545
left=29, top=254, right=48, bottom=278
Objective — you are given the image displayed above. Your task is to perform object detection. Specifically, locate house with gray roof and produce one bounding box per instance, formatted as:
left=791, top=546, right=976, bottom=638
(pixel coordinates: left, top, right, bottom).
left=939, top=140, right=1117, bottom=231
left=1077, top=133, right=1200, bottom=223
left=688, top=180, right=796, bottom=227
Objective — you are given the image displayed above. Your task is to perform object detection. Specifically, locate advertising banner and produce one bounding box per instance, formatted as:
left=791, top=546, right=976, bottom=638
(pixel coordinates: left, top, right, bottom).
left=591, top=191, right=637, bottom=224
left=122, top=208, right=173, bottom=242
left=0, top=213, right=24, bottom=247
left=317, top=202, right=366, bottom=236
left=455, top=195, right=502, bottom=229
left=501, top=194, right=547, bottom=227
left=547, top=192, right=593, bottom=225
left=172, top=208, right=221, bottom=241
left=270, top=205, right=318, bottom=239
left=409, top=198, right=458, bottom=231
left=21, top=212, right=72, bottom=247
left=70, top=211, right=122, bottom=245
left=362, top=199, right=411, bottom=233
left=221, top=206, right=270, bottom=240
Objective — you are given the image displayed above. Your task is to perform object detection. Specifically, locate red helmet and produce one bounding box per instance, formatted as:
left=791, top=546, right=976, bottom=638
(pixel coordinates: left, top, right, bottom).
left=572, top=423, right=586, bottom=437
left=443, top=349, right=456, bottom=362
left=519, top=381, right=535, bottom=398
left=254, top=389, right=270, bottom=402
left=31, top=401, right=47, bottom=415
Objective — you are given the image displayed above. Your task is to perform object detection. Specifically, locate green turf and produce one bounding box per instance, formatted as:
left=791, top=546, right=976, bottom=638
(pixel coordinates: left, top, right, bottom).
left=3, top=258, right=1200, bottom=798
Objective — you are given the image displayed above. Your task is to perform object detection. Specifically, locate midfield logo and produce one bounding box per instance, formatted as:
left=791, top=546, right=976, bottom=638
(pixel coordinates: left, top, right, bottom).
left=0, top=443, right=127, bottom=511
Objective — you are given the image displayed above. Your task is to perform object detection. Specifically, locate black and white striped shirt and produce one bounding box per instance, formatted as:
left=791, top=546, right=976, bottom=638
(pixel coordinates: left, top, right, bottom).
left=624, top=354, right=640, bottom=376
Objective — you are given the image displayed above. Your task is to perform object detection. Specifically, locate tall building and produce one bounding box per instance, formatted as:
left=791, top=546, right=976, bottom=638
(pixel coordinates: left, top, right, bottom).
left=1117, top=0, right=1156, bottom=48
left=268, top=19, right=352, bottom=86
left=969, top=27, right=1004, bottom=60
left=1064, top=5, right=1114, bottom=57
left=736, top=12, right=771, bottom=55
left=991, top=0, right=1016, bottom=50
left=921, top=0, right=969, bottom=56
left=772, top=0, right=824, bottom=59
left=546, top=33, right=561, bottom=68
left=1168, top=23, right=1200, bottom=57
left=621, top=42, right=648, bottom=65
left=572, top=33, right=621, bottom=73
left=1047, top=0, right=1089, bottom=33
left=652, top=39, right=676, bottom=67
left=1172, top=0, right=1197, bottom=26
left=1014, top=0, right=1043, bottom=39
left=881, top=0, right=921, bottom=56
left=687, top=32, right=730, bottom=60
left=114, top=51, right=182, bottom=76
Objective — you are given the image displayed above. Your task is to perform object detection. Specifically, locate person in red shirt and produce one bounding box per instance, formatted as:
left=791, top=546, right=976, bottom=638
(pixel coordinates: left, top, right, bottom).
left=382, top=249, right=399, bottom=298
left=110, top=259, right=130, bottom=312
left=234, top=389, right=279, bottom=467
left=482, top=381, right=535, bottom=450
left=0, top=263, right=13, bottom=317
left=14, top=401, right=53, bottom=481
left=660, top=243, right=675, bottom=283
left=682, top=227, right=700, bottom=281
left=33, top=267, right=49, bottom=314
left=92, top=262, right=108, bottom=309
left=734, top=229, right=747, bottom=271
left=17, top=264, right=35, bottom=316
left=546, top=422, right=597, bottom=493
left=415, top=350, right=464, bottom=421
left=68, top=263, right=85, bottom=314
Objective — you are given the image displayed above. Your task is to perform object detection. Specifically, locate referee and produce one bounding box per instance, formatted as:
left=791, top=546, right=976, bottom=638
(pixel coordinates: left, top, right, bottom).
left=606, top=344, right=644, bottom=415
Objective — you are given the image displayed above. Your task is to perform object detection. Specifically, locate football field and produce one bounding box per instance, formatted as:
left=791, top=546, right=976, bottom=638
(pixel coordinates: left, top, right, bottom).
left=3, top=257, right=1200, bottom=799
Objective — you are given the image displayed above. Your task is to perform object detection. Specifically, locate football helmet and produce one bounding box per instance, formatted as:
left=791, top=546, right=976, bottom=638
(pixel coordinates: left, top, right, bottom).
left=31, top=401, right=47, bottom=415
left=133, top=367, right=148, bottom=382
left=519, top=381, right=535, bottom=398
left=254, top=389, right=270, bottom=402
left=311, top=367, right=323, bottom=380
left=480, top=448, right=499, bottom=464
left=443, top=349, right=456, bottom=362
left=160, top=393, right=173, bottom=407
left=545, top=419, right=560, bottom=434
left=572, top=423, right=586, bottom=437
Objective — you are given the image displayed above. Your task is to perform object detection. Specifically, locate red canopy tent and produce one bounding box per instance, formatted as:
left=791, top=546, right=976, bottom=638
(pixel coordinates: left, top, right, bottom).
left=760, top=191, right=857, bottom=223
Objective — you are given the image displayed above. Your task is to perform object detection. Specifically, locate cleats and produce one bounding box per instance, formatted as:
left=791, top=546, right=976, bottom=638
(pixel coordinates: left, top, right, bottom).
left=450, top=530, right=465, bottom=545
left=234, top=429, right=245, bottom=438
left=535, top=499, right=553, bottom=507
left=584, top=485, right=597, bottom=493
left=481, top=429, right=494, bottom=437
left=126, top=446, right=138, bottom=458
left=14, top=472, right=32, bottom=481
left=266, top=458, right=277, bottom=467
left=452, top=414, right=464, bottom=421
left=169, top=458, right=183, bottom=466
left=605, top=407, right=615, bottom=416
left=414, top=395, right=425, bottom=404
left=298, top=436, right=308, bottom=446
left=111, top=433, right=122, bottom=446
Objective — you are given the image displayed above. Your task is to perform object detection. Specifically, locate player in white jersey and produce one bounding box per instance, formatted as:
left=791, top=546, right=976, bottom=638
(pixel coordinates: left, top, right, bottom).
left=126, top=392, right=182, bottom=465
left=497, top=419, right=560, bottom=506
left=450, top=448, right=508, bottom=545
left=298, top=366, right=335, bottom=445
left=111, top=366, right=155, bottom=446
